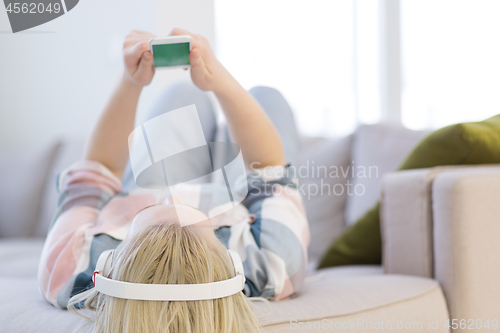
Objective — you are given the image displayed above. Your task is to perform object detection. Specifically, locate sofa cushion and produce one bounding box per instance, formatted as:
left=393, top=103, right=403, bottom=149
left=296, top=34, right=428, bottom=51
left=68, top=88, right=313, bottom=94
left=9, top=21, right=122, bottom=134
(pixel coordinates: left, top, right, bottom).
left=35, top=138, right=85, bottom=237
left=299, top=136, right=352, bottom=269
left=345, top=124, right=428, bottom=225
left=0, top=142, right=59, bottom=238
left=399, top=114, right=500, bottom=169
left=255, top=267, right=448, bottom=332
left=0, top=266, right=449, bottom=333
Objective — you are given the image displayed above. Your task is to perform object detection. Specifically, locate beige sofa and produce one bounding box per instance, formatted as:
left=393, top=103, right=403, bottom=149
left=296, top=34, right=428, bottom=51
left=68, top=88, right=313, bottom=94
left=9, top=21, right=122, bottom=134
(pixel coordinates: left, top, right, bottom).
left=1, top=124, right=498, bottom=332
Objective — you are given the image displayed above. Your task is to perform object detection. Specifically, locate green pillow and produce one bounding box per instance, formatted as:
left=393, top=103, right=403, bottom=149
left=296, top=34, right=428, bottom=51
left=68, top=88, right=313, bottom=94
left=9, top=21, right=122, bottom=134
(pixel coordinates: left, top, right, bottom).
left=318, top=114, right=500, bottom=269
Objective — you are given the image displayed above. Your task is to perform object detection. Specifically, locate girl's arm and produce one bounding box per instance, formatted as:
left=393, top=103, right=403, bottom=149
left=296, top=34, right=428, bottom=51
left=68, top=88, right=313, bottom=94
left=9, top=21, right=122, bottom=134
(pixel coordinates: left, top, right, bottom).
left=84, top=30, right=156, bottom=180
left=215, top=76, right=286, bottom=168
left=171, top=28, right=286, bottom=168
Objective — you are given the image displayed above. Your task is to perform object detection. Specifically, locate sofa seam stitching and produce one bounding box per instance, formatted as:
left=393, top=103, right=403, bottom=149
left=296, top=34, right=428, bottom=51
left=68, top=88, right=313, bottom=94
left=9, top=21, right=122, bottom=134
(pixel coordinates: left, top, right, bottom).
left=261, top=284, right=443, bottom=327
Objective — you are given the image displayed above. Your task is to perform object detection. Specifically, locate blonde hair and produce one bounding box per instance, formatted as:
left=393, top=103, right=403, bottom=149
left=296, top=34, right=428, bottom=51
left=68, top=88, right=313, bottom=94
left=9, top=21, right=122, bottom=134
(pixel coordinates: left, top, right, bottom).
left=69, top=223, right=262, bottom=333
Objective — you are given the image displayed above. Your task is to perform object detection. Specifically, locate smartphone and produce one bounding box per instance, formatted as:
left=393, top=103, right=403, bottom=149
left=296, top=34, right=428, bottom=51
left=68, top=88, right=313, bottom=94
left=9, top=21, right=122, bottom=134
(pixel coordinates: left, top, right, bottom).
left=149, top=36, right=192, bottom=69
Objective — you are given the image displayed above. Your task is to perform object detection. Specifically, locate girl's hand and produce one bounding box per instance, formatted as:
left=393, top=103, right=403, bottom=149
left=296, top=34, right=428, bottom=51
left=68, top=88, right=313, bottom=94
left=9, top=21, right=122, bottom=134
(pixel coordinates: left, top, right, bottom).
left=170, top=28, right=231, bottom=93
left=123, top=30, right=156, bottom=87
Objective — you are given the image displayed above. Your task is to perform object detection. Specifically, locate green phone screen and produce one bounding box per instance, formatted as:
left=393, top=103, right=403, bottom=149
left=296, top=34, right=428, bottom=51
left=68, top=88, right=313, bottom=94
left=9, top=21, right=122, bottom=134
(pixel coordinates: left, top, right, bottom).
left=152, top=43, right=190, bottom=67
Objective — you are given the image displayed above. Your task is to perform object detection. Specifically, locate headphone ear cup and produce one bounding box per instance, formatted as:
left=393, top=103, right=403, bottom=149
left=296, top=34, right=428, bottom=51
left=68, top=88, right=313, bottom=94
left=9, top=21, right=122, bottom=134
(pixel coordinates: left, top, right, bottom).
left=227, top=250, right=244, bottom=277
left=103, top=251, right=114, bottom=276
left=95, top=250, right=114, bottom=276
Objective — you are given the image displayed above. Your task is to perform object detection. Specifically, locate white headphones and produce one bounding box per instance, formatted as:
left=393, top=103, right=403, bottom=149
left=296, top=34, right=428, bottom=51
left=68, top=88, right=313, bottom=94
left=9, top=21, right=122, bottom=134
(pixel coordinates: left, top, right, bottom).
left=92, top=249, right=245, bottom=301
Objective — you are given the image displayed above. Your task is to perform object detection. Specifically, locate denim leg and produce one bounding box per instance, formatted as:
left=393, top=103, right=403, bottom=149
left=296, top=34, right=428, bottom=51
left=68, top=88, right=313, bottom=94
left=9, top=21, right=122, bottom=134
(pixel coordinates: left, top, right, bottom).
left=248, top=86, right=300, bottom=167
left=122, top=81, right=217, bottom=191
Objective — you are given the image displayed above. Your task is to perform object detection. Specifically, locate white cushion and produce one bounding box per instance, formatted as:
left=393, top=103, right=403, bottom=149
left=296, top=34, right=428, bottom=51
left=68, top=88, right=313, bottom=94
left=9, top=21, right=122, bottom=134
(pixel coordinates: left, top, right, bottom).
left=299, top=136, right=352, bottom=269
left=35, top=138, right=85, bottom=237
left=0, top=265, right=449, bottom=332
left=0, top=142, right=59, bottom=238
left=345, top=124, right=428, bottom=225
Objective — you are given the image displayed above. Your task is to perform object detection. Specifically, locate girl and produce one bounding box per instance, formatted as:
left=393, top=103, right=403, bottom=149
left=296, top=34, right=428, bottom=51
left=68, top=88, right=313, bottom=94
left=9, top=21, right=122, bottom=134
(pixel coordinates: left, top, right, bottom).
left=38, top=28, right=309, bottom=332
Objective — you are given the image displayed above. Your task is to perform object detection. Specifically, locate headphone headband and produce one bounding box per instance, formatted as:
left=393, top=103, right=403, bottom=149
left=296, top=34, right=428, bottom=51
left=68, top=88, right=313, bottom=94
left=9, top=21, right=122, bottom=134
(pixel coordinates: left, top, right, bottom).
left=92, top=249, right=245, bottom=301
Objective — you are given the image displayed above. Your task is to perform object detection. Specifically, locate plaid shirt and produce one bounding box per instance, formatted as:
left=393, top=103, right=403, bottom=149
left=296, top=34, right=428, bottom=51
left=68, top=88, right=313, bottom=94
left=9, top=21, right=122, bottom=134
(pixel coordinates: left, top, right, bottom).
left=38, top=160, right=310, bottom=309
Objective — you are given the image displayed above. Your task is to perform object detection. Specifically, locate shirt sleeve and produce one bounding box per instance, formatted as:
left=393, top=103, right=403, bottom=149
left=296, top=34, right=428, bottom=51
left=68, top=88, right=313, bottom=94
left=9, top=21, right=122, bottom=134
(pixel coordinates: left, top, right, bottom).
left=217, top=164, right=310, bottom=300
left=37, top=160, right=125, bottom=309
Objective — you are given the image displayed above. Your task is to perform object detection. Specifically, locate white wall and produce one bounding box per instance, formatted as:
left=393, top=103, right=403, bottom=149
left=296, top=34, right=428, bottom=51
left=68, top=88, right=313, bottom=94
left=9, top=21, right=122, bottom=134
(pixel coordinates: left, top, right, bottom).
left=0, top=0, right=214, bottom=148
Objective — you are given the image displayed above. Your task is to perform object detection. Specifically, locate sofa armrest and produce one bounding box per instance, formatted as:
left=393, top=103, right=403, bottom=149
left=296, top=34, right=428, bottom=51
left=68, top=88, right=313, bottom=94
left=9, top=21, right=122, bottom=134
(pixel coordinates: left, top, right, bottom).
left=381, top=166, right=463, bottom=277
left=433, top=167, right=500, bottom=323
